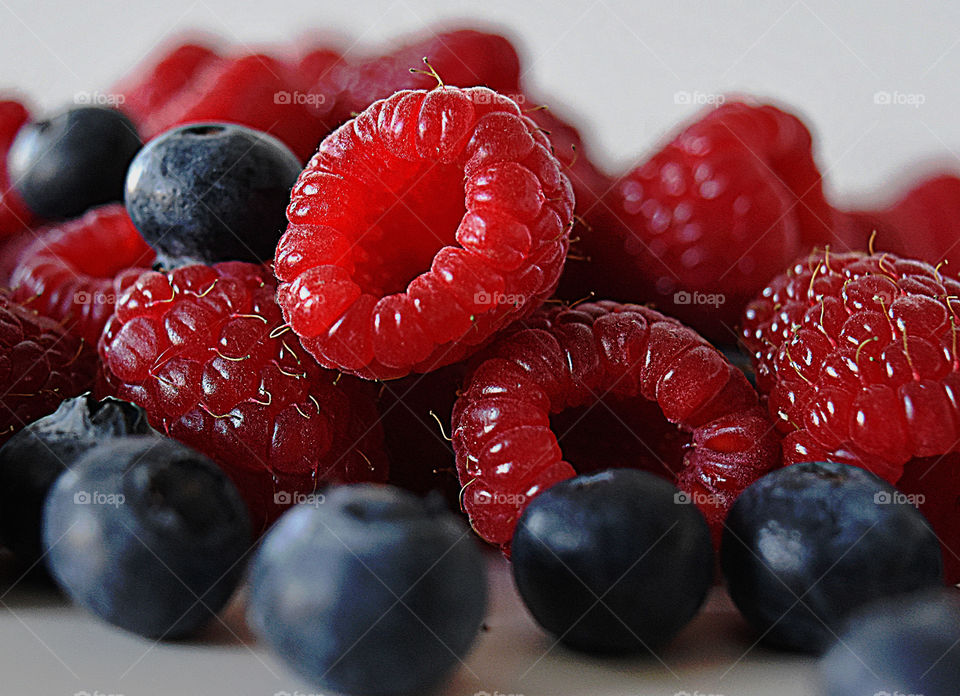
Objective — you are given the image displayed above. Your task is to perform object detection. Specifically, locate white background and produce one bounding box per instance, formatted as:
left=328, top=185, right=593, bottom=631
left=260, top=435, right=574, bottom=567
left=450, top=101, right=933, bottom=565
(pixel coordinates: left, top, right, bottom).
left=1, top=0, right=959, bottom=206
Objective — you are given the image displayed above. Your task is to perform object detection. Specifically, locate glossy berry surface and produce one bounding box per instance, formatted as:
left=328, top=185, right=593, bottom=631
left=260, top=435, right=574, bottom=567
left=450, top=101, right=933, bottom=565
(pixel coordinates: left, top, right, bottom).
left=0, top=99, right=32, bottom=237
left=125, top=123, right=302, bottom=268
left=247, top=484, right=487, bottom=696
left=275, top=86, right=573, bottom=379
left=512, top=469, right=713, bottom=654
left=8, top=106, right=141, bottom=219
left=97, top=261, right=388, bottom=531
left=0, top=291, right=95, bottom=445
left=721, top=461, right=943, bottom=653
left=11, top=204, right=154, bottom=344
left=451, top=300, right=780, bottom=553
left=741, top=250, right=960, bottom=479
left=43, top=436, right=251, bottom=639
left=819, top=588, right=960, bottom=696
left=584, top=100, right=837, bottom=341
left=0, top=393, right=156, bottom=563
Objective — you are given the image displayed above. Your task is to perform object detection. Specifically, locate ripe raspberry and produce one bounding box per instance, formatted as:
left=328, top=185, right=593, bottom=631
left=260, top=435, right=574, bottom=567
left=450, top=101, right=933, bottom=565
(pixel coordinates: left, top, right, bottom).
left=113, top=40, right=221, bottom=128
left=583, top=100, right=837, bottom=342
left=142, top=54, right=327, bottom=162
left=0, top=99, right=33, bottom=238
left=452, top=300, right=780, bottom=552
left=314, top=28, right=522, bottom=130
left=839, top=173, right=960, bottom=272
left=741, top=248, right=960, bottom=482
left=0, top=291, right=95, bottom=444
left=275, top=86, right=574, bottom=380
left=11, top=204, right=154, bottom=344
left=97, top=262, right=388, bottom=532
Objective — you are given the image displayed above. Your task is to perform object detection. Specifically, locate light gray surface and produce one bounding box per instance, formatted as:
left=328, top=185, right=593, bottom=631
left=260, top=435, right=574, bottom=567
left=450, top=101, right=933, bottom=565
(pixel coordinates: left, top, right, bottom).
left=0, top=552, right=819, bottom=696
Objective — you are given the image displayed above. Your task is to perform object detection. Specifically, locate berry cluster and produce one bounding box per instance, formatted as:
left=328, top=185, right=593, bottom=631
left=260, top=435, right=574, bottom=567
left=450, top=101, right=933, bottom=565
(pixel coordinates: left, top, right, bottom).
left=0, top=23, right=957, bottom=696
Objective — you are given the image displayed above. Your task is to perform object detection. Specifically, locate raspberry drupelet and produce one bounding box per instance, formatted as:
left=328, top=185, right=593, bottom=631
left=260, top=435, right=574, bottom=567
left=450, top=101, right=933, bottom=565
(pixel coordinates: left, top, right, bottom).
left=274, top=85, right=574, bottom=380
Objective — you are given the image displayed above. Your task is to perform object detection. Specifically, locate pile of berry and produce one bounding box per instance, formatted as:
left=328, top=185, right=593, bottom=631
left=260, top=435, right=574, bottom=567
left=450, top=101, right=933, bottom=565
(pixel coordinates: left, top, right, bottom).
left=0, top=25, right=958, bottom=696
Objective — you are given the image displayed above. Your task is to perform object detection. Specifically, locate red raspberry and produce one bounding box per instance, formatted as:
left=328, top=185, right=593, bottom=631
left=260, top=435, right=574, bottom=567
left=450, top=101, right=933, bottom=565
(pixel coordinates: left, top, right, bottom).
left=142, top=53, right=327, bottom=162
left=314, top=28, right=522, bottom=129
left=0, top=291, right=95, bottom=444
left=275, top=86, right=574, bottom=380
left=11, top=204, right=154, bottom=345
left=452, top=300, right=780, bottom=552
left=112, top=40, right=221, bottom=128
left=580, top=100, right=837, bottom=342
left=0, top=99, right=33, bottom=238
left=897, top=454, right=960, bottom=584
left=839, top=173, right=960, bottom=272
left=741, top=248, right=960, bottom=476
left=97, top=261, right=389, bottom=532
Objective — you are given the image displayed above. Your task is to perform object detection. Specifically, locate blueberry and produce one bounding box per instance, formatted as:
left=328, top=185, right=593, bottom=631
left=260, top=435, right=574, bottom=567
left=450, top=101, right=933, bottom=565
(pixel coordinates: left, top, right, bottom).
left=124, top=122, right=302, bottom=267
left=42, top=436, right=251, bottom=639
left=247, top=484, right=487, bottom=696
left=721, top=461, right=943, bottom=653
left=511, top=469, right=714, bottom=654
left=0, top=393, right=157, bottom=564
left=8, top=106, right=141, bottom=219
left=819, top=588, right=960, bottom=696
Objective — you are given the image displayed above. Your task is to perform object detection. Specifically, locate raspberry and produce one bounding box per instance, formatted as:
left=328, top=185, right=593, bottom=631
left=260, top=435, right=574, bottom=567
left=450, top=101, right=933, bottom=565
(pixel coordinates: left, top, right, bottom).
left=275, top=86, right=574, bottom=380
left=741, top=248, right=960, bottom=581
left=11, top=204, right=154, bottom=344
left=142, top=53, right=327, bottom=162
left=580, top=100, right=837, bottom=342
left=0, top=291, right=95, bottom=445
left=314, top=28, right=522, bottom=130
left=97, top=262, right=389, bottom=532
left=0, top=99, right=33, bottom=238
left=839, top=173, right=960, bottom=272
left=451, top=300, right=780, bottom=552
left=897, top=454, right=960, bottom=584
left=112, top=40, right=221, bottom=128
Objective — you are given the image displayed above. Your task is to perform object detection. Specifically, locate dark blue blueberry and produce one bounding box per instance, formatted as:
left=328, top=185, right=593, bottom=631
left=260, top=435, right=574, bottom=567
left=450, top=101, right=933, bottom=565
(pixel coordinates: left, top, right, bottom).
left=42, top=436, right=251, bottom=639
left=124, top=122, right=302, bottom=267
left=511, top=469, right=714, bottom=654
left=721, top=461, right=944, bottom=653
left=0, top=393, right=157, bottom=565
left=8, top=106, right=141, bottom=219
left=247, top=484, right=487, bottom=696
left=820, top=588, right=960, bottom=696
